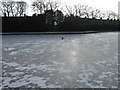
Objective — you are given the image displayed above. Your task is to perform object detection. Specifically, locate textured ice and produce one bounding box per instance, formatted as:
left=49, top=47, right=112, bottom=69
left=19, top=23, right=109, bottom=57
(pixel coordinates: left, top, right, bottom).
left=2, top=32, right=118, bottom=88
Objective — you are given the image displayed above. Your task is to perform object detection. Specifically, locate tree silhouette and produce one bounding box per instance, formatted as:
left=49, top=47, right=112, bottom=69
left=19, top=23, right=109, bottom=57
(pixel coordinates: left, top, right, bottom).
left=0, top=1, right=28, bottom=17
left=15, top=1, right=28, bottom=17
left=0, top=1, right=12, bottom=17
left=106, top=11, right=118, bottom=20
left=32, top=0, right=59, bottom=14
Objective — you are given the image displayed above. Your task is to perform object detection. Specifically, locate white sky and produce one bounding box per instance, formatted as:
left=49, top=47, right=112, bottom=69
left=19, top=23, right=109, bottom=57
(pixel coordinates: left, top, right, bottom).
left=67, top=0, right=119, bottom=12
left=1, top=0, right=120, bottom=15
left=26, top=0, right=119, bottom=15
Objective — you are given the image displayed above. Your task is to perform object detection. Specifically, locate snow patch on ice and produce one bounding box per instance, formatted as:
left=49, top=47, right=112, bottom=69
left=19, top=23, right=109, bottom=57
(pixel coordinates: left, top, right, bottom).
left=52, top=61, right=66, bottom=66
left=2, top=77, right=12, bottom=87
left=20, top=48, right=32, bottom=53
left=9, top=51, right=18, bottom=55
left=4, top=47, right=15, bottom=51
left=65, top=76, right=72, bottom=80
left=102, top=72, right=114, bottom=77
left=59, top=67, right=71, bottom=74
left=94, top=61, right=107, bottom=65
left=9, top=80, right=28, bottom=88
left=3, top=61, right=19, bottom=67
left=28, top=76, right=46, bottom=88
left=112, top=86, right=118, bottom=88
left=99, top=74, right=108, bottom=79
left=9, top=72, right=24, bottom=76
left=46, top=84, right=61, bottom=88
left=15, top=64, right=52, bottom=73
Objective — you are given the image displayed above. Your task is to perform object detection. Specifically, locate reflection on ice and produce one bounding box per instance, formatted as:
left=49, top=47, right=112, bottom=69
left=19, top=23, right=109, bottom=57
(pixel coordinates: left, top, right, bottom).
left=2, top=32, right=118, bottom=88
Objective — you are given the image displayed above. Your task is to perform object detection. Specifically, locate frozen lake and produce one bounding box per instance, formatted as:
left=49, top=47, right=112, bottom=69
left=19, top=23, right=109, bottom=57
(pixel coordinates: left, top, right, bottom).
left=1, top=32, right=118, bottom=88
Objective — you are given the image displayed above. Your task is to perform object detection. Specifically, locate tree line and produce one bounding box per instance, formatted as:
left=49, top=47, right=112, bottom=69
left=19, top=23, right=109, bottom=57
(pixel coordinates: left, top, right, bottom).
left=0, top=0, right=119, bottom=20
left=1, top=0, right=120, bottom=32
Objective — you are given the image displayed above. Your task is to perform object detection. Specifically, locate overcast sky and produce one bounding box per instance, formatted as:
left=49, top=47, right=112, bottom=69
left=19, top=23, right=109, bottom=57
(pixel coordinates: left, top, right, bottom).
left=1, top=0, right=120, bottom=15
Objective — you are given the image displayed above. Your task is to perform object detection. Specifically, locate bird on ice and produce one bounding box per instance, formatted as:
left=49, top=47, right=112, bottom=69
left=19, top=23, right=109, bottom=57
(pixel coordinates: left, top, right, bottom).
left=61, top=37, right=64, bottom=40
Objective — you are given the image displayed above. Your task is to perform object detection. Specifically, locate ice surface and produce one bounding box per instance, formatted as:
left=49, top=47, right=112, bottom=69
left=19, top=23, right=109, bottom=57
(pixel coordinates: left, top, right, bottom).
left=2, top=32, right=118, bottom=88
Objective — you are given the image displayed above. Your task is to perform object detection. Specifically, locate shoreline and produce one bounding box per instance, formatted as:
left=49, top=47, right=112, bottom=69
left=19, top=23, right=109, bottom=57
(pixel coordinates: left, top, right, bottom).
left=1, top=31, right=119, bottom=35
left=1, top=31, right=99, bottom=35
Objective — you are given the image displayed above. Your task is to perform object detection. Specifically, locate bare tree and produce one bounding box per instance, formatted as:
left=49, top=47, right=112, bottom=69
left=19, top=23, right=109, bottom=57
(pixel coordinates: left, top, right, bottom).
left=9, top=1, right=16, bottom=17
left=117, top=14, right=120, bottom=20
left=0, top=0, right=28, bottom=17
left=65, top=5, right=75, bottom=16
left=48, top=0, right=59, bottom=11
left=64, top=4, right=101, bottom=18
left=15, top=1, right=28, bottom=17
left=32, top=0, right=45, bottom=14
left=106, top=11, right=118, bottom=20
left=0, top=1, right=12, bottom=17
left=32, top=0, right=59, bottom=14
left=87, top=7, right=104, bottom=19
left=62, top=3, right=112, bottom=20
left=74, top=4, right=85, bottom=17
left=79, top=5, right=90, bottom=18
